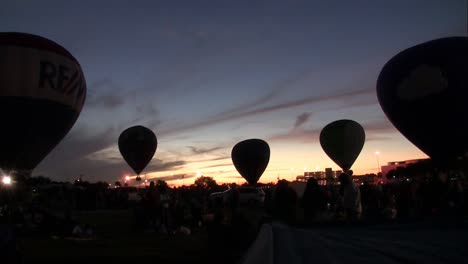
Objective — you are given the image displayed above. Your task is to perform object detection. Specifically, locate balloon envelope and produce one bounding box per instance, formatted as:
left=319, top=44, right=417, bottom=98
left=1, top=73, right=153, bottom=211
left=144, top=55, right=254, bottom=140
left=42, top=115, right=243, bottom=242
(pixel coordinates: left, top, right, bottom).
left=118, top=126, right=157, bottom=175
left=377, top=37, right=468, bottom=163
left=0, top=32, right=86, bottom=172
left=320, top=120, right=365, bottom=171
left=231, top=139, right=270, bottom=185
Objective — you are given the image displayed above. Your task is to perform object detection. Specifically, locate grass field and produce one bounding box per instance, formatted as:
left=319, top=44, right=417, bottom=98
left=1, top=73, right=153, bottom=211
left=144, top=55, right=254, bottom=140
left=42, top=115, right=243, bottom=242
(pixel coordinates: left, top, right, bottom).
left=15, top=209, right=468, bottom=264
left=19, top=209, right=247, bottom=264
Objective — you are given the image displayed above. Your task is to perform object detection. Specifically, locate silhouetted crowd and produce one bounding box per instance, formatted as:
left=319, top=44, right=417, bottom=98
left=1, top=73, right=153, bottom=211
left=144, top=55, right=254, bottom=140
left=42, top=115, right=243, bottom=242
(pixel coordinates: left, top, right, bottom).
left=269, top=169, right=467, bottom=225
left=2, top=168, right=467, bottom=238
left=1, top=167, right=468, bottom=264
left=132, top=181, right=205, bottom=235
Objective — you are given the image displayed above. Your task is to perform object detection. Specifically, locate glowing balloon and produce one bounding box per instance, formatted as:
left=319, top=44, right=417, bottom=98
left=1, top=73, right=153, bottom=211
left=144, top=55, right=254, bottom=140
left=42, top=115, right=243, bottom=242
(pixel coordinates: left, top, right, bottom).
left=231, top=139, right=270, bottom=185
left=118, top=126, right=157, bottom=176
left=377, top=37, right=468, bottom=163
left=320, top=120, right=365, bottom=171
left=0, top=32, right=86, bottom=173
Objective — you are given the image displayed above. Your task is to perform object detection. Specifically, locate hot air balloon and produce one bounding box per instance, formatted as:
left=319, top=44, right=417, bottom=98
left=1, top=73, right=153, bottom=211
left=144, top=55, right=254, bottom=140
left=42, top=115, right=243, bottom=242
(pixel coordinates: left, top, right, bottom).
left=377, top=37, right=468, bottom=164
left=320, top=120, right=365, bottom=171
left=118, top=126, right=157, bottom=180
left=0, top=32, right=86, bottom=175
left=231, top=139, right=270, bottom=185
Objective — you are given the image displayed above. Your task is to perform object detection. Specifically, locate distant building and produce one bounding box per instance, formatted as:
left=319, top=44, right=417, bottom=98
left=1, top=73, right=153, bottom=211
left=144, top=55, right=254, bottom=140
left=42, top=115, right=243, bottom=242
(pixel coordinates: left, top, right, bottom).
left=351, top=174, right=379, bottom=185
left=296, top=168, right=341, bottom=185
left=380, top=158, right=430, bottom=180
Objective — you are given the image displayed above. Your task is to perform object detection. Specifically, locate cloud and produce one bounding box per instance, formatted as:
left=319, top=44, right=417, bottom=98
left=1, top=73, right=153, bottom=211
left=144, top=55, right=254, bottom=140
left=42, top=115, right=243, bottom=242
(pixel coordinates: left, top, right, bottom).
left=39, top=126, right=116, bottom=165
left=148, top=173, right=194, bottom=182
left=145, top=160, right=187, bottom=173
left=269, top=118, right=398, bottom=143
left=366, top=135, right=393, bottom=141
left=34, top=83, right=380, bottom=183
left=85, top=79, right=134, bottom=109
left=199, top=163, right=233, bottom=169
left=211, top=69, right=315, bottom=118
left=192, top=156, right=231, bottom=163
left=269, top=127, right=321, bottom=143
left=34, top=111, right=163, bottom=182
left=160, top=87, right=375, bottom=136
left=34, top=126, right=124, bottom=182
left=362, top=119, right=396, bottom=133
left=37, top=146, right=187, bottom=183
left=128, top=103, right=162, bottom=129
left=187, top=146, right=223, bottom=155
left=36, top=156, right=125, bottom=183
left=293, top=112, right=312, bottom=130
left=136, top=103, right=159, bottom=116
left=84, top=79, right=162, bottom=129
left=223, top=175, right=244, bottom=179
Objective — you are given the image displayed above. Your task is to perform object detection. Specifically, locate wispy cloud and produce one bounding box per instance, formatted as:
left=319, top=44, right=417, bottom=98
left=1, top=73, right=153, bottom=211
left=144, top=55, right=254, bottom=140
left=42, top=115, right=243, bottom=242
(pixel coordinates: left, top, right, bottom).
left=148, top=173, right=195, bottom=182
left=38, top=126, right=115, bottom=165
left=145, top=160, right=187, bottom=173
left=269, top=127, right=321, bottom=143
left=293, top=112, right=312, bottom=130
left=85, top=79, right=134, bottom=109
left=363, top=119, right=396, bottom=132
left=159, top=87, right=374, bottom=136
left=222, top=175, right=244, bottom=179
left=269, top=118, right=398, bottom=143
left=192, top=156, right=231, bottom=163
left=187, top=146, right=223, bottom=155
left=35, top=113, right=163, bottom=182
left=199, top=163, right=233, bottom=169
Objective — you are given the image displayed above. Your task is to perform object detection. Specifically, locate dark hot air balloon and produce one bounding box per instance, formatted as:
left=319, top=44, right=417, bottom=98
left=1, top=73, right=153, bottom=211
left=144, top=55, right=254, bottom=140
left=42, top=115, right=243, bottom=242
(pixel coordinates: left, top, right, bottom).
left=0, top=32, right=86, bottom=175
left=118, top=126, right=157, bottom=179
left=377, top=37, right=468, bottom=164
left=231, top=139, right=270, bottom=185
left=320, top=120, right=365, bottom=171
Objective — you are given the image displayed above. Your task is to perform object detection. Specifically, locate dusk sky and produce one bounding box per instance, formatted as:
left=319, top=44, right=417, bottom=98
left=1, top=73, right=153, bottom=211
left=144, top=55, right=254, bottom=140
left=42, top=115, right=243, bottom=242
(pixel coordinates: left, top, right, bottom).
left=2, top=0, right=467, bottom=185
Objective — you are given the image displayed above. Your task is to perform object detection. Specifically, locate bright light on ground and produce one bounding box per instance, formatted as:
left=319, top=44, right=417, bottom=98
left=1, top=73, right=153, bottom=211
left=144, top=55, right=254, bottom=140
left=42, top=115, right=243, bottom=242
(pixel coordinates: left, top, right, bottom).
left=2, top=175, right=12, bottom=185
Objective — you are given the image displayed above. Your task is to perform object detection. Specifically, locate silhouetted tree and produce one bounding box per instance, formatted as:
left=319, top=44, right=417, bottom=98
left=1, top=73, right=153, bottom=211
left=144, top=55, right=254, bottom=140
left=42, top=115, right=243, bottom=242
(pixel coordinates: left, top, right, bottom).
left=194, top=176, right=218, bottom=192
left=28, top=175, right=52, bottom=186
left=94, top=181, right=109, bottom=190
left=156, top=179, right=169, bottom=193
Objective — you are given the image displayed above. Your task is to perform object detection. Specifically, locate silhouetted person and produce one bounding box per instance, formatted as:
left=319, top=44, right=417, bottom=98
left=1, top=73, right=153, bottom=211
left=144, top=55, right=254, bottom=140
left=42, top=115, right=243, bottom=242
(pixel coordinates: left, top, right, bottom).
left=263, top=187, right=274, bottom=215
left=172, top=191, right=185, bottom=229
left=360, top=181, right=370, bottom=208
left=447, top=177, right=464, bottom=216
left=382, top=191, right=397, bottom=220
left=274, top=180, right=297, bottom=223
left=145, top=181, right=160, bottom=230
left=228, top=184, right=240, bottom=225
left=301, top=178, right=326, bottom=222
left=368, top=184, right=384, bottom=221
left=190, top=196, right=203, bottom=228
left=339, top=173, right=362, bottom=221
left=396, top=179, right=411, bottom=219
